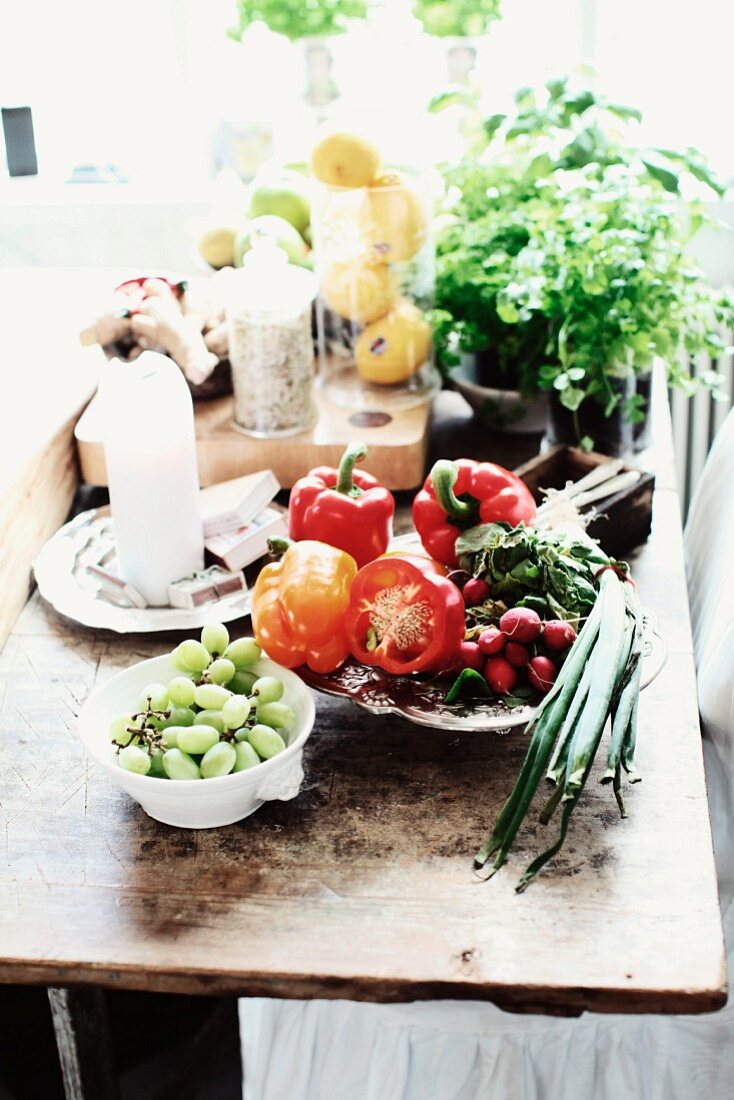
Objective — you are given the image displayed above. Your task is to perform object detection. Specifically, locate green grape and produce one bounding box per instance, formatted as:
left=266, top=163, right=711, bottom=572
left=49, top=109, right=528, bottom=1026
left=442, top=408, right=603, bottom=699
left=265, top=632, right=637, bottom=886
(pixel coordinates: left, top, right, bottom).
left=138, top=683, right=169, bottom=712
left=194, top=683, right=231, bottom=710
left=167, top=677, right=196, bottom=708
left=160, top=727, right=180, bottom=748
left=201, top=622, right=230, bottom=657
left=156, top=706, right=195, bottom=730
left=162, top=748, right=201, bottom=780
left=118, top=744, right=151, bottom=775
left=149, top=749, right=167, bottom=778
left=229, top=670, right=258, bottom=696
left=233, top=727, right=251, bottom=742
left=248, top=724, right=286, bottom=760
left=177, top=725, right=220, bottom=754
left=252, top=676, right=284, bottom=704
left=200, top=741, right=236, bottom=778
left=233, top=742, right=260, bottom=772
left=195, top=709, right=226, bottom=733
left=256, top=702, right=295, bottom=731
left=174, top=639, right=211, bottom=674
left=223, top=637, right=262, bottom=669
left=109, top=714, right=134, bottom=746
left=221, top=695, right=251, bottom=730
left=208, top=658, right=236, bottom=686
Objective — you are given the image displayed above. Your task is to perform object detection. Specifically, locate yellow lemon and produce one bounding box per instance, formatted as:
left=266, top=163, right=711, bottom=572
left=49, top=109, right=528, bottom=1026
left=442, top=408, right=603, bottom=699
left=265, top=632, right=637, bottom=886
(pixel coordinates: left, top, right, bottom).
left=358, top=170, right=428, bottom=264
left=355, top=301, right=432, bottom=385
left=311, top=130, right=380, bottom=189
left=322, top=259, right=399, bottom=323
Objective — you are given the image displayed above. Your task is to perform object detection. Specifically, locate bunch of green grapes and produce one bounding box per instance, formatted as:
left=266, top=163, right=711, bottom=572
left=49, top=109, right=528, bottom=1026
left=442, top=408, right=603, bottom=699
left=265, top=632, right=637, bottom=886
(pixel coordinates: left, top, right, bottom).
left=108, top=623, right=294, bottom=780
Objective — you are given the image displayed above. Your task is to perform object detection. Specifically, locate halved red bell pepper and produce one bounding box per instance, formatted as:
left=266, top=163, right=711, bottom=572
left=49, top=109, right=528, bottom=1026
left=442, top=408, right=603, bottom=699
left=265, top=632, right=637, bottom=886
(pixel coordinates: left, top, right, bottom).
left=289, top=441, right=395, bottom=569
left=344, top=553, right=465, bottom=675
left=412, top=458, right=537, bottom=568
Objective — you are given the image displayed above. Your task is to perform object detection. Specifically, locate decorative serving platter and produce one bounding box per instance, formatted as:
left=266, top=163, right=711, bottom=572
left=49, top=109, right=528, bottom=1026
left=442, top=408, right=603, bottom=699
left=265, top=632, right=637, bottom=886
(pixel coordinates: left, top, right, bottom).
left=300, top=619, right=667, bottom=733
left=33, top=508, right=251, bottom=634
left=300, top=660, right=534, bottom=731
left=302, top=525, right=668, bottom=731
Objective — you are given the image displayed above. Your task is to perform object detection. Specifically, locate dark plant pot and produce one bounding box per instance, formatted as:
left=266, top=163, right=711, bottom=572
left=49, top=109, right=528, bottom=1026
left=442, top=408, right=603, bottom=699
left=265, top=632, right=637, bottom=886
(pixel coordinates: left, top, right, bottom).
left=543, top=375, right=652, bottom=457
left=453, top=354, right=548, bottom=434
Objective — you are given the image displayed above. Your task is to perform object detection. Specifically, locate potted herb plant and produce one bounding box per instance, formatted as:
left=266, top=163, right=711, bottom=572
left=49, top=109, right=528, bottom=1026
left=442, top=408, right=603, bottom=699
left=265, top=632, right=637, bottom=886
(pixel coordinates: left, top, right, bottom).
left=229, top=0, right=368, bottom=109
left=432, top=76, right=733, bottom=451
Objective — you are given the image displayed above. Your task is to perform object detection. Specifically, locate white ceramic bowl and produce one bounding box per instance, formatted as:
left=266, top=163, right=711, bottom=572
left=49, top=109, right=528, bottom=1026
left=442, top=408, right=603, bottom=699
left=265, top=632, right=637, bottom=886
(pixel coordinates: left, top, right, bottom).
left=78, top=654, right=315, bottom=829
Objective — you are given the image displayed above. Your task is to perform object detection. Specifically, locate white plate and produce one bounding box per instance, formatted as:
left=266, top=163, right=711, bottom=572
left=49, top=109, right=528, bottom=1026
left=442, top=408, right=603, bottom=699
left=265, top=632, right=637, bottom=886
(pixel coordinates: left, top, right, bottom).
left=34, top=508, right=251, bottom=633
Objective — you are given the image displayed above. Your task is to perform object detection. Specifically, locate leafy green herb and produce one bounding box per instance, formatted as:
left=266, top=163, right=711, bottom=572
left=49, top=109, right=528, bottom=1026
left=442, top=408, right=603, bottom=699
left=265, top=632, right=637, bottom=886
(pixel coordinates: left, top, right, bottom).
left=456, top=522, right=611, bottom=623
left=414, top=0, right=501, bottom=37
left=229, top=0, right=367, bottom=41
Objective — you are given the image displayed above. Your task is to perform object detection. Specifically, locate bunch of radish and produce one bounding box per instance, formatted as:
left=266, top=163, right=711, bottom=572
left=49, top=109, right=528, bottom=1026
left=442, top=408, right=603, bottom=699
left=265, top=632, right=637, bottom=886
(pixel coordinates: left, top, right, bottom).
left=457, top=607, right=577, bottom=697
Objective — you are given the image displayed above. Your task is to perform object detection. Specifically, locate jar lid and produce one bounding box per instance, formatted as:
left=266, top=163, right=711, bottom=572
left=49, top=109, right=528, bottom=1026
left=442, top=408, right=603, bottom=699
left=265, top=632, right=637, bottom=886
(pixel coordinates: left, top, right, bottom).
left=232, top=239, right=318, bottom=317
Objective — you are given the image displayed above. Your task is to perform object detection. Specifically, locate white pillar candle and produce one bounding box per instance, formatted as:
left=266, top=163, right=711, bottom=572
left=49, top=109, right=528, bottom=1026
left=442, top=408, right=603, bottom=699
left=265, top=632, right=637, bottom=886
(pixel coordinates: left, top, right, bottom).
left=100, top=352, right=204, bottom=606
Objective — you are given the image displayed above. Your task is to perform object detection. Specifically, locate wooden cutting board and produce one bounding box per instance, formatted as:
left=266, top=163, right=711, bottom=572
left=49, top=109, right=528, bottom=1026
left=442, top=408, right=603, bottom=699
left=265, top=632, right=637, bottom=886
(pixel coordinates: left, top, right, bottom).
left=76, top=389, right=431, bottom=490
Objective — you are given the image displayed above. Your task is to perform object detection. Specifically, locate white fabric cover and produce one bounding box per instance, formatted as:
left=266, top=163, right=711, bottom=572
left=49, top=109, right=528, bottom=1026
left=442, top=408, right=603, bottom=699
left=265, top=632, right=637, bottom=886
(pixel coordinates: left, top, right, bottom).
left=240, top=411, right=734, bottom=1100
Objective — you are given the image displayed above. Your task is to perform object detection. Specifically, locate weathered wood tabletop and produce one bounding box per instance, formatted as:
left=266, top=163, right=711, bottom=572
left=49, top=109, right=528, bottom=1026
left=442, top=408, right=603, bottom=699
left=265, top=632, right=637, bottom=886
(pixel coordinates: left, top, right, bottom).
left=0, top=383, right=726, bottom=1017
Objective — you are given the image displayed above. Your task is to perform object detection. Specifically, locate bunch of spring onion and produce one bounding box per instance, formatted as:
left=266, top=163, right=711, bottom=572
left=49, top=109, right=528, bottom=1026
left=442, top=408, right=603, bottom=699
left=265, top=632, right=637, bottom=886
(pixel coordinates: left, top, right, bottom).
left=468, top=536, right=645, bottom=892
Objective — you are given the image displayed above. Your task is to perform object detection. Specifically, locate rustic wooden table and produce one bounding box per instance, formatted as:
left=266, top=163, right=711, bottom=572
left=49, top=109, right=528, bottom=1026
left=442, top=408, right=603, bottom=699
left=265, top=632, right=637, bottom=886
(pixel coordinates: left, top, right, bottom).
left=0, top=374, right=726, bottom=1095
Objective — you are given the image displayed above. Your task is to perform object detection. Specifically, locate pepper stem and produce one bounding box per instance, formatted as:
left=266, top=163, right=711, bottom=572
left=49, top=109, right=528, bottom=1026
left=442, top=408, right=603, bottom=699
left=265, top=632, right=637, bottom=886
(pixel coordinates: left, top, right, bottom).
left=267, top=536, right=293, bottom=559
left=335, top=440, right=368, bottom=497
left=430, top=460, right=478, bottom=523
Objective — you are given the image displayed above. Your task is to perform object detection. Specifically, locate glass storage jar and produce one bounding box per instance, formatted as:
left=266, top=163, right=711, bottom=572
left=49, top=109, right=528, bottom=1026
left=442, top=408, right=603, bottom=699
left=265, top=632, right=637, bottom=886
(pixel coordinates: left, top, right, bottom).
left=312, top=167, right=439, bottom=411
left=227, top=241, right=318, bottom=437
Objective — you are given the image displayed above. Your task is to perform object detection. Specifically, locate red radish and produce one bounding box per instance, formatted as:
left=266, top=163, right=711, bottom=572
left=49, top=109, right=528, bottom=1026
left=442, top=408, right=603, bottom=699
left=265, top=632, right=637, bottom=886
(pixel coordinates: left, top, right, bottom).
left=528, top=655, right=557, bottom=694
left=477, top=626, right=505, bottom=655
left=458, top=641, right=484, bottom=671
left=504, top=641, right=530, bottom=668
left=499, top=607, right=542, bottom=643
left=462, top=577, right=491, bottom=607
left=484, top=656, right=518, bottom=695
left=542, top=620, right=577, bottom=652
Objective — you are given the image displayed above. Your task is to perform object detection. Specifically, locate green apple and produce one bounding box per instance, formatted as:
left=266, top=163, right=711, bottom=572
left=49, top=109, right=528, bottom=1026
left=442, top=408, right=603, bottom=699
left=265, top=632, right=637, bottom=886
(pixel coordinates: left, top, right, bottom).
left=234, top=215, right=311, bottom=269
left=248, top=171, right=311, bottom=235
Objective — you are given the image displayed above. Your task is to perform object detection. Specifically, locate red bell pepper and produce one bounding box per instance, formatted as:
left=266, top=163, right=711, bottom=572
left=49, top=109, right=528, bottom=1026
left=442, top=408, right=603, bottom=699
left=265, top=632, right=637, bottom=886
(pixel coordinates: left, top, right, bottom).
left=412, top=458, right=537, bottom=568
left=345, top=553, right=465, bottom=675
left=289, top=441, right=395, bottom=569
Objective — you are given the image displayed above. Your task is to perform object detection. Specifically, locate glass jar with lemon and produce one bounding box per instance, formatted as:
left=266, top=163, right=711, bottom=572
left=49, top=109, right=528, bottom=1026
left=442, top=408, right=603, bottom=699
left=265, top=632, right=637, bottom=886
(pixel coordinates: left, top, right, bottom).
left=310, top=127, right=439, bottom=411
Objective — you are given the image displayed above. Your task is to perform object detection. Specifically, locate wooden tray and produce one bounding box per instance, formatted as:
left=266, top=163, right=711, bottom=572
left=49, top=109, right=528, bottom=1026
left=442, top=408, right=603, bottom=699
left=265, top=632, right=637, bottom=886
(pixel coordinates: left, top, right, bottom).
left=76, top=390, right=431, bottom=490
left=516, top=445, right=655, bottom=557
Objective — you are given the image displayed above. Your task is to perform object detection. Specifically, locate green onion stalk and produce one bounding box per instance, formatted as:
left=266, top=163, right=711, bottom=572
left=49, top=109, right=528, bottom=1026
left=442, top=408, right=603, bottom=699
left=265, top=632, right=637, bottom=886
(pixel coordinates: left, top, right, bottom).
left=464, top=526, right=646, bottom=892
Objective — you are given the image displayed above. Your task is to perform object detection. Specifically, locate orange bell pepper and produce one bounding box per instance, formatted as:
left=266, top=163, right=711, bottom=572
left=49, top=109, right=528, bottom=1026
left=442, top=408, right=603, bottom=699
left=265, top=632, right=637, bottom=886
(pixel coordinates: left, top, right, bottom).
left=252, top=538, right=358, bottom=674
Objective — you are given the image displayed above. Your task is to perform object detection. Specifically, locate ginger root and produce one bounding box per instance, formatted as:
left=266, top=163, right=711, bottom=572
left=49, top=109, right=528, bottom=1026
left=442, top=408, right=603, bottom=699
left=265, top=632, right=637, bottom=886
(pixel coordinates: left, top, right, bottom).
left=130, top=290, right=218, bottom=386
left=79, top=276, right=220, bottom=385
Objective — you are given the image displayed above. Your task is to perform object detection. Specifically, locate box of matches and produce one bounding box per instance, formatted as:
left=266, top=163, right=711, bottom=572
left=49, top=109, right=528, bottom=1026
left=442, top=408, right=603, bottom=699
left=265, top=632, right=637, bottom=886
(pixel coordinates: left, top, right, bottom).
left=204, top=506, right=288, bottom=572
left=168, top=566, right=247, bottom=610
left=199, top=470, right=280, bottom=538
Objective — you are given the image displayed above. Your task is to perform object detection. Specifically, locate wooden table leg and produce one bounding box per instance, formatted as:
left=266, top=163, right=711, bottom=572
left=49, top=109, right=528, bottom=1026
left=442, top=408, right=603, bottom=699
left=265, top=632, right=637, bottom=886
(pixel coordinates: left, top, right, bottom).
left=47, top=987, right=120, bottom=1100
